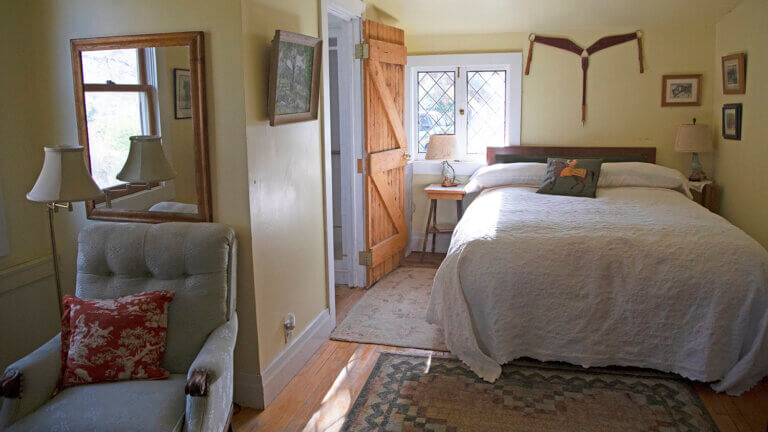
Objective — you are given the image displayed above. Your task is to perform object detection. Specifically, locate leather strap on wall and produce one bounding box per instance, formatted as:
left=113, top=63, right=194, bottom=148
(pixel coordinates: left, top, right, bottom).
left=525, top=31, right=645, bottom=124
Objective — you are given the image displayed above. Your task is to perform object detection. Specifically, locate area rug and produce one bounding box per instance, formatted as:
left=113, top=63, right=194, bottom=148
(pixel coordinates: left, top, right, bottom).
left=342, top=353, right=718, bottom=432
left=331, top=267, right=447, bottom=351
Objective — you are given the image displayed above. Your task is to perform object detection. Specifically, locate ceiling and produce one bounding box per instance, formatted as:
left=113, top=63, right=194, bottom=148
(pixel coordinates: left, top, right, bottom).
left=364, top=0, right=741, bottom=35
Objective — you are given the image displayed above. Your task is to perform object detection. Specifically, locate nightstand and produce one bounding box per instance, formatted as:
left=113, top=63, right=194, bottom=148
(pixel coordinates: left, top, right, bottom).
left=422, top=183, right=466, bottom=254
left=690, top=180, right=719, bottom=213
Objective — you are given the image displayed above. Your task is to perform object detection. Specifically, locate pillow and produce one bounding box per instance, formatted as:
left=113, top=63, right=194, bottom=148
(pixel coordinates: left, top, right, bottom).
left=537, top=158, right=603, bottom=198
left=61, top=290, right=174, bottom=387
left=598, top=162, right=693, bottom=198
left=464, top=162, right=546, bottom=193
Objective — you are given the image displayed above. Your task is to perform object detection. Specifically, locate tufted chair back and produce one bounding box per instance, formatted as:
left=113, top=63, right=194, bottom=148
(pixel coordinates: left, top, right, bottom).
left=76, top=222, right=237, bottom=374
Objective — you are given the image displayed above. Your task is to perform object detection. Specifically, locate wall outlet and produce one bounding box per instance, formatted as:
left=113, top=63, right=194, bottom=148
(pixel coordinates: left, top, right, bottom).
left=284, top=312, right=296, bottom=343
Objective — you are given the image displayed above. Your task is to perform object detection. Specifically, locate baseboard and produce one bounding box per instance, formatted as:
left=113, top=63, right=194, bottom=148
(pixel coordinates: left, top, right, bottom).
left=260, top=308, right=333, bottom=407
left=409, top=233, right=452, bottom=254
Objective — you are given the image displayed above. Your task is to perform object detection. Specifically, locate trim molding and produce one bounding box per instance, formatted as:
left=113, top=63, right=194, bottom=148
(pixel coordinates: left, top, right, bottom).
left=0, top=256, right=54, bottom=295
left=260, top=308, right=333, bottom=407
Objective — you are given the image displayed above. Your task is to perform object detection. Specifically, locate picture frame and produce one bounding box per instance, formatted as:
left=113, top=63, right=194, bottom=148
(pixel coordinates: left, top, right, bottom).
left=722, top=103, right=742, bottom=140
left=267, top=30, right=322, bottom=126
left=174, top=68, right=192, bottom=119
left=721, top=53, right=746, bottom=94
left=661, top=74, right=702, bottom=107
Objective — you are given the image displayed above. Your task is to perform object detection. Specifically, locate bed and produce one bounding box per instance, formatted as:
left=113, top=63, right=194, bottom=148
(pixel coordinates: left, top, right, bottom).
left=426, top=146, right=768, bottom=395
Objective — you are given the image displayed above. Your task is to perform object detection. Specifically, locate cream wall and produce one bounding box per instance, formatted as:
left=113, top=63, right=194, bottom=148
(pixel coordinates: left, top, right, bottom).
left=713, top=0, right=768, bottom=249
left=408, top=24, right=717, bottom=237
left=0, top=1, right=53, bottom=272
left=0, top=0, right=263, bottom=398
left=156, top=46, right=198, bottom=205
left=241, top=0, right=329, bottom=371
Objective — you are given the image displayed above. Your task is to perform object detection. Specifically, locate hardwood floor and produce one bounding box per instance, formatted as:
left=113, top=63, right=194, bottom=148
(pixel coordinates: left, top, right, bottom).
left=233, top=252, right=768, bottom=432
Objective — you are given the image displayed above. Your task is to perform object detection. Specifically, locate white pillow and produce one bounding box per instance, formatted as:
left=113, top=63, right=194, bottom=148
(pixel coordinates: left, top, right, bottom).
left=464, top=162, right=546, bottom=193
left=598, top=162, right=692, bottom=198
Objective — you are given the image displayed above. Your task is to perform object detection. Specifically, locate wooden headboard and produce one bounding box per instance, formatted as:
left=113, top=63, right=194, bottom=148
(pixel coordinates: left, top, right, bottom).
left=486, top=146, right=657, bottom=165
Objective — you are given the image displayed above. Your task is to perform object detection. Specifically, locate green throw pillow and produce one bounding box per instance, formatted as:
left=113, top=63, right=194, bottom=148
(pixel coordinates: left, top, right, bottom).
left=537, top=158, right=603, bottom=198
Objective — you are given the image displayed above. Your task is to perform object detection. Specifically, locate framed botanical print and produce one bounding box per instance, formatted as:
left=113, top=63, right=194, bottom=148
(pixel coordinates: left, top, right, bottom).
left=174, top=68, right=192, bottom=119
left=267, top=30, right=322, bottom=126
left=722, top=103, right=742, bottom=140
left=721, top=53, right=746, bottom=94
left=661, top=74, right=702, bottom=107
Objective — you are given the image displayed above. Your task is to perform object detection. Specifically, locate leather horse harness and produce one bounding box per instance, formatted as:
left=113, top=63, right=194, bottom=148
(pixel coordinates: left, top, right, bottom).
left=525, top=31, right=645, bottom=124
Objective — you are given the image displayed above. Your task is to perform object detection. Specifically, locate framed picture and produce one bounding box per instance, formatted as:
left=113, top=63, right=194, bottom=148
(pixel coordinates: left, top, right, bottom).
left=721, top=53, right=746, bottom=94
left=267, top=30, right=322, bottom=126
left=661, top=74, right=702, bottom=106
left=722, top=103, right=742, bottom=140
left=174, top=68, right=191, bottom=119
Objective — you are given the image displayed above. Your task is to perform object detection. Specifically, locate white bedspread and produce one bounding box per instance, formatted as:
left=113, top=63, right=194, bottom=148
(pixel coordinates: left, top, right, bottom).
left=427, top=186, right=768, bottom=395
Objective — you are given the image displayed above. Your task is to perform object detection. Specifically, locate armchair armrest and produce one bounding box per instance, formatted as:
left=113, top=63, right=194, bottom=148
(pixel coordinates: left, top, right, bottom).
left=0, top=335, right=61, bottom=429
left=185, top=313, right=238, bottom=432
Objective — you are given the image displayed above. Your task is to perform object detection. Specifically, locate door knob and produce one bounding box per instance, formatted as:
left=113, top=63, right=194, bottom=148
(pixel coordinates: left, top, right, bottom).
left=403, top=153, right=411, bottom=159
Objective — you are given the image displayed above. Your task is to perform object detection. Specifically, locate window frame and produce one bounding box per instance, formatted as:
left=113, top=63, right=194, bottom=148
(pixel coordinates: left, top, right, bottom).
left=405, top=52, right=522, bottom=162
left=82, top=47, right=161, bottom=202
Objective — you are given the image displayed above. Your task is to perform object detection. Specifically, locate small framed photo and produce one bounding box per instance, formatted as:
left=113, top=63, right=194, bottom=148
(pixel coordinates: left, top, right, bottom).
left=174, top=68, right=192, bottom=119
left=722, top=103, right=742, bottom=140
left=721, top=53, right=746, bottom=94
left=267, top=30, right=322, bottom=126
left=661, top=74, right=702, bottom=107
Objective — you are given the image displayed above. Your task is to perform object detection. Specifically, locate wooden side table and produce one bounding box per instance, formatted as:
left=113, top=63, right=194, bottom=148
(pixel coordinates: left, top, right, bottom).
left=422, top=184, right=466, bottom=254
left=689, top=180, right=719, bottom=213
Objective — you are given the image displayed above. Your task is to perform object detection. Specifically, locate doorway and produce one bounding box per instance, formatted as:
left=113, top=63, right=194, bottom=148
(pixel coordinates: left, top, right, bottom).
left=327, top=10, right=366, bottom=289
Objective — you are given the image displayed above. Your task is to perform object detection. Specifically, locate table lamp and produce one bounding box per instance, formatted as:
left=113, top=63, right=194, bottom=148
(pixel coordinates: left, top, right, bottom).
left=675, top=118, right=712, bottom=181
left=426, top=134, right=458, bottom=187
left=27, top=146, right=103, bottom=314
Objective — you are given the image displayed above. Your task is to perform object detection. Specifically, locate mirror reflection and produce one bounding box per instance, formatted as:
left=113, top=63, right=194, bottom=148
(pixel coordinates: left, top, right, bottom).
left=80, top=46, right=198, bottom=215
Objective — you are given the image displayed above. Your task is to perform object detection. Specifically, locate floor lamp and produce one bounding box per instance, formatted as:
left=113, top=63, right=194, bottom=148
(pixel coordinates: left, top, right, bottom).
left=27, top=146, right=103, bottom=315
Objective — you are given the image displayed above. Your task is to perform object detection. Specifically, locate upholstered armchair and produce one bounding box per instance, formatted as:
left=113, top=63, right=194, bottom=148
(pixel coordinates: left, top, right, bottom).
left=0, top=222, right=238, bottom=432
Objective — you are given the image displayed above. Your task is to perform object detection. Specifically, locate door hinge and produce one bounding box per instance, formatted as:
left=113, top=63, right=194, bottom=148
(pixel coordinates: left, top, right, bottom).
left=357, top=158, right=364, bottom=174
left=354, top=43, right=369, bottom=59
left=359, top=251, right=372, bottom=266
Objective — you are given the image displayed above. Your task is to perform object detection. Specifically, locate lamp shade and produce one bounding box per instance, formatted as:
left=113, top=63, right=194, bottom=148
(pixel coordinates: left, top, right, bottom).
left=116, top=136, right=177, bottom=183
left=27, top=146, right=103, bottom=203
left=675, top=124, right=712, bottom=153
left=425, top=134, right=457, bottom=160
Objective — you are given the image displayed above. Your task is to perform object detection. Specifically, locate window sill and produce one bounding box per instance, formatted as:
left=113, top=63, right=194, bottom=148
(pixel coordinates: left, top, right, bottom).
left=409, top=159, right=485, bottom=176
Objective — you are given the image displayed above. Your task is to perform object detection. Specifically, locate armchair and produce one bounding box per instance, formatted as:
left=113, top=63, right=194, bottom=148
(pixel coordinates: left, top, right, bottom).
left=0, top=222, right=238, bottom=432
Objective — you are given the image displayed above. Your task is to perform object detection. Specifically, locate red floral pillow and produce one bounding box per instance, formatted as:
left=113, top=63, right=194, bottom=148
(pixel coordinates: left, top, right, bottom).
left=60, top=290, right=175, bottom=387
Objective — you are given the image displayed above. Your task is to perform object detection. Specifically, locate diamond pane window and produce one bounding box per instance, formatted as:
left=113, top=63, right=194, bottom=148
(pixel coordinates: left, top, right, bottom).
left=467, top=71, right=506, bottom=154
left=417, top=71, right=455, bottom=153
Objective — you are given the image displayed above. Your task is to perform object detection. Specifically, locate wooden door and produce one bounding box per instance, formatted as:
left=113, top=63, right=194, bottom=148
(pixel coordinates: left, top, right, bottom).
left=362, top=20, right=408, bottom=286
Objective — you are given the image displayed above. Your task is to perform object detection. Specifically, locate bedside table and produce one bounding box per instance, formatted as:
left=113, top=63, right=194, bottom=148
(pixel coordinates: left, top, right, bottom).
left=690, top=180, right=719, bottom=213
left=422, top=183, right=466, bottom=255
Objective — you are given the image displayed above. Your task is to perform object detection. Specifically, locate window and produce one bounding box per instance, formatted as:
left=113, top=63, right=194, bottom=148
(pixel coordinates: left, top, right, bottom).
left=81, top=48, right=159, bottom=191
left=406, top=53, right=522, bottom=161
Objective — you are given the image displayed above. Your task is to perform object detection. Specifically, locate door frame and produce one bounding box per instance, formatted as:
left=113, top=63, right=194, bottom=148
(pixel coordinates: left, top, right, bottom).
left=321, top=0, right=367, bottom=324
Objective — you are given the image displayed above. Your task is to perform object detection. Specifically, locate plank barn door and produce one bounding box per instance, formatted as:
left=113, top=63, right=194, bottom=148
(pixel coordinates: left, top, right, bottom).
left=362, top=20, right=408, bottom=286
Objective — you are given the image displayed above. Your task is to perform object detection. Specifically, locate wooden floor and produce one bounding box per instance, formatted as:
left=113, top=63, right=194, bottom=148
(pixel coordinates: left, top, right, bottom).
left=233, top=252, right=768, bottom=432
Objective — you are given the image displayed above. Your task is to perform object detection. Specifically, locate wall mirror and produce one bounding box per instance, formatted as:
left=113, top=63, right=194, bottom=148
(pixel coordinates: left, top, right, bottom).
left=70, top=32, right=211, bottom=223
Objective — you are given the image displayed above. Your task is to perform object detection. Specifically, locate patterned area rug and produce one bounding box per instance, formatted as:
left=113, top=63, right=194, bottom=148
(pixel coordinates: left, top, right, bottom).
left=331, top=267, right=447, bottom=351
left=342, top=353, right=718, bottom=431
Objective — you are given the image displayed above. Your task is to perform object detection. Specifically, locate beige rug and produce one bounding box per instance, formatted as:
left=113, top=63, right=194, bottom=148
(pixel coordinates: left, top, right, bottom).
left=331, top=267, right=448, bottom=351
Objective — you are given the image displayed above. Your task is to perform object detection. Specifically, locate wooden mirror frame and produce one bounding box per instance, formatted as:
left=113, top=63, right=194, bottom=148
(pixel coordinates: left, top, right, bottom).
left=70, top=31, right=212, bottom=223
